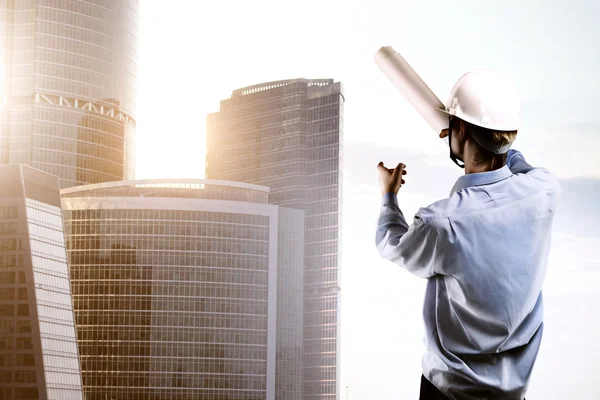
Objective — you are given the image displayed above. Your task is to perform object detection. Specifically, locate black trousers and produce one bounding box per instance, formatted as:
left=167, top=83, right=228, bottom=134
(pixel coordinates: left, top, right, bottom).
left=419, top=375, right=526, bottom=400
left=420, top=375, right=449, bottom=400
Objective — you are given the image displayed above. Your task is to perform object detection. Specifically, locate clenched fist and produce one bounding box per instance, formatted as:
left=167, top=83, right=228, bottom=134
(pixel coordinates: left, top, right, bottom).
left=377, top=162, right=407, bottom=195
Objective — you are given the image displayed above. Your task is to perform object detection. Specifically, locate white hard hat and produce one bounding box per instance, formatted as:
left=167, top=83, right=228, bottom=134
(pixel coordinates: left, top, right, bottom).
left=438, top=70, right=521, bottom=131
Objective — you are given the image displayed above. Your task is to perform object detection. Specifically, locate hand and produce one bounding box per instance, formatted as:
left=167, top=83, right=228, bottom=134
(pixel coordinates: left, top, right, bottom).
left=377, top=162, right=407, bottom=195
left=439, top=128, right=449, bottom=139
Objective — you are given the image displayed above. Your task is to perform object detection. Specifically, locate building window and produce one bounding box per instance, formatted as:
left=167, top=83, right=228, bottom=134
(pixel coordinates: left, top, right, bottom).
left=0, top=321, right=12, bottom=334
left=0, top=305, right=13, bottom=317
left=0, top=355, right=13, bottom=367
left=15, top=371, right=36, bottom=384
left=17, top=304, right=29, bottom=317
left=16, top=337, right=33, bottom=350
left=0, top=272, right=15, bottom=284
left=0, top=371, right=11, bottom=384
left=0, top=206, right=18, bottom=219
left=17, top=321, right=32, bottom=333
left=0, top=288, right=14, bottom=300
left=15, top=354, right=35, bottom=367
left=0, top=223, right=16, bottom=234
left=0, top=337, right=12, bottom=350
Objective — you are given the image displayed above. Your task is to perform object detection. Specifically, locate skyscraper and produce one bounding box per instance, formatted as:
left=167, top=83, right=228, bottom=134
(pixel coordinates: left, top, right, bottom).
left=0, top=0, right=139, bottom=188
left=207, top=79, right=344, bottom=400
left=0, top=164, right=83, bottom=400
left=61, top=179, right=304, bottom=400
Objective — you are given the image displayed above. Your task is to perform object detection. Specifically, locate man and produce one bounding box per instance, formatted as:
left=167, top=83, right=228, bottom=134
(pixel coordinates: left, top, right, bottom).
left=375, top=70, right=560, bottom=400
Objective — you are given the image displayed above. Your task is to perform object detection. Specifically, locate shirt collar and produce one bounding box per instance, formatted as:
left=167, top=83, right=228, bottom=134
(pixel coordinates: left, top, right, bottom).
left=450, top=165, right=513, bottom=196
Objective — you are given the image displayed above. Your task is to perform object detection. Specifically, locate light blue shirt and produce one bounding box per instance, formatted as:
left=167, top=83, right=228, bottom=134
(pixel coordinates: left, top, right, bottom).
left=376, top=150, right=561, bottom=400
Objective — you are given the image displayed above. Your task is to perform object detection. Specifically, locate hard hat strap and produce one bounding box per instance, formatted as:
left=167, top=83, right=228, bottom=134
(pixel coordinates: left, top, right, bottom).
left=448, top=117, right=465, bottom=169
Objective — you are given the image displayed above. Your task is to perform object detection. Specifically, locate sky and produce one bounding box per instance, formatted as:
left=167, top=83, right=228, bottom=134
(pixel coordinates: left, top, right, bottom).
left=136, top=1, right=600, bottom=398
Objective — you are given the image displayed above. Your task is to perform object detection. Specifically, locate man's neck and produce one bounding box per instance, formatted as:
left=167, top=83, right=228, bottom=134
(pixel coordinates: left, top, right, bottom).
left=464, top=162, right=493, bottom=175
left=462, top=141, right=494, bottom=175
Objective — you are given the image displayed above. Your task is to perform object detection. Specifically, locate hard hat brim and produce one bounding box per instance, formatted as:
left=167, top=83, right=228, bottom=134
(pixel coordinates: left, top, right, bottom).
left=436, top=106, right=518, bottom=132
left=437, top=107, right=452, bottom=116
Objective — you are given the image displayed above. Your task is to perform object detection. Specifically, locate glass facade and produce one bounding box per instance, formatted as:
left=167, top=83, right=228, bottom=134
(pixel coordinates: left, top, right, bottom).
left=207, top=79, right=344, bottom=400
left=61, top=180, right=297, bottom=400
left=0, top=0, right=139, bottom=188
left=0, top=164, right=83, bottom=400
left=276, top=208, right=305, bottom=400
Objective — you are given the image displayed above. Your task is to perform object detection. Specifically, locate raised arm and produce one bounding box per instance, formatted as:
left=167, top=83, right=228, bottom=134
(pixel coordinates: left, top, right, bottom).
left=375, top=193, right=441, bottom=279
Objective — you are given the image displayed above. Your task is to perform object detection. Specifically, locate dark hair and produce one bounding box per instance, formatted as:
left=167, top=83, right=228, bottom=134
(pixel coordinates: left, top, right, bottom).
left=461, top=120, right=517, bottom=170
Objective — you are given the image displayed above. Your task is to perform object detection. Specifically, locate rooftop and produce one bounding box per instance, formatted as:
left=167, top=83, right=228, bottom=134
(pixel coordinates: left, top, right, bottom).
left=61, top=179, right=270, bottom=204
left=232, top=78, right=335, bottom=96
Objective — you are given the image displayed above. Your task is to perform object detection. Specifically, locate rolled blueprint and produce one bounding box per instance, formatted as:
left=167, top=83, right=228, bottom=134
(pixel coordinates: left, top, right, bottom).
left=375, top=46, right=449, bottom=143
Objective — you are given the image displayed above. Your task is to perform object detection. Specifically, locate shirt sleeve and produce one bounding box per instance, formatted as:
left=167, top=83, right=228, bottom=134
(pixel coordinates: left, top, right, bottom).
left=507, top=149, right=561, bottom=207
left=375, top=193, right=441, bottom=279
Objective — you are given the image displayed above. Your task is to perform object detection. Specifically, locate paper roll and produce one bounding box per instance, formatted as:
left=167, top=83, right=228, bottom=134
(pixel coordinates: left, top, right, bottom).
left=375, top=46, right=449, bottom=143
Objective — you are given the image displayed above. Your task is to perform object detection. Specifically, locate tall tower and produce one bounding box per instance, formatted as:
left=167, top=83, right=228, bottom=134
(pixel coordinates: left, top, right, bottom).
left=61, top=179, right=305, bottom=400
left=207, top=79, right=344, bottom=400
left=0, top=165, right=83, bottom=400
left=0, top=0, right=139, bottom=188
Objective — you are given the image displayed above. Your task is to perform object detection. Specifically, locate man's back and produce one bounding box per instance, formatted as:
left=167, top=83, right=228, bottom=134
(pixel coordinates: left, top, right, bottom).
left=376, top=149, right=560, bottom=400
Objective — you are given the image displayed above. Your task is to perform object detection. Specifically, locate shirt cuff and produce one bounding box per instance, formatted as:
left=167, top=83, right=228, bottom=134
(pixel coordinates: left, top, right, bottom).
left=382, top=192, right=398, bottom=207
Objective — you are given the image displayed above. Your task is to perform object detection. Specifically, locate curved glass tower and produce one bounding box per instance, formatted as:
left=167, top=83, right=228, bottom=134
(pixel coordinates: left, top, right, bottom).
left=0, top=0, right=139, bottom=188
left=61, top=179, right=305, bottom=400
